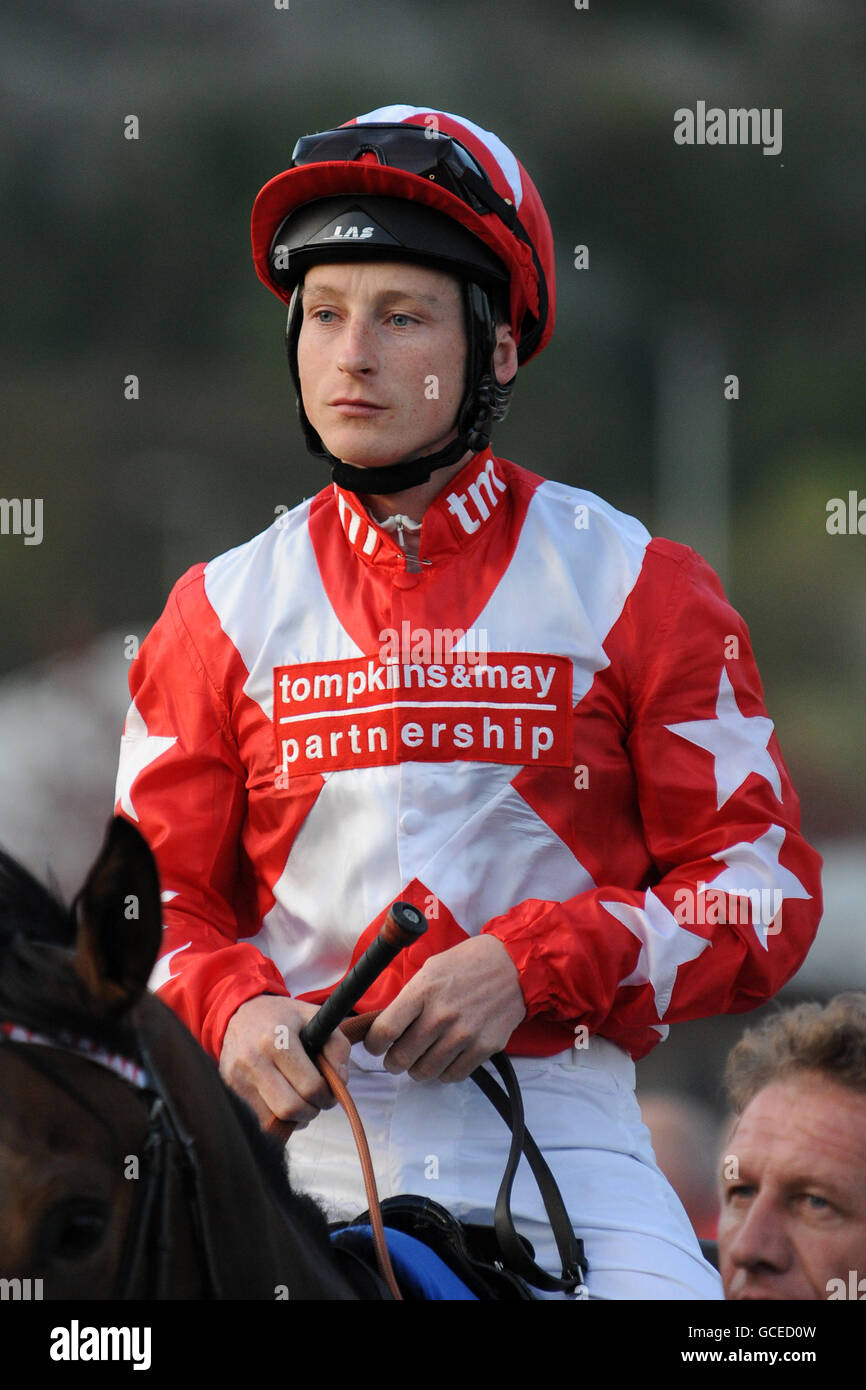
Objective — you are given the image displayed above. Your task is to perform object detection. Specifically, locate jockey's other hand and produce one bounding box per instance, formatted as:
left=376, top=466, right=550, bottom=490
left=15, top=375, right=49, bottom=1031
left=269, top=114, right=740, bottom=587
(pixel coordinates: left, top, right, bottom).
left=363, top=934, right=526, bottom=1083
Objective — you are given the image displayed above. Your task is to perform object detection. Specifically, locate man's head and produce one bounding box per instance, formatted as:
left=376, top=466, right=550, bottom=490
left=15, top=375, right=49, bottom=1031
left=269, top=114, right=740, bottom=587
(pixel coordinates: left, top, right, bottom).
left=250, top=106, right=554, bottom=494
left=718, top=993, right=866, bottom=1301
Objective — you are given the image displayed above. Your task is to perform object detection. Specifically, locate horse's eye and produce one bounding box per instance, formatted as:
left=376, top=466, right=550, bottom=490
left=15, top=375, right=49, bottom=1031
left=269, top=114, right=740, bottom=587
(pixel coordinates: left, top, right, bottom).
left=39, top=1198, right=111, bottom=1261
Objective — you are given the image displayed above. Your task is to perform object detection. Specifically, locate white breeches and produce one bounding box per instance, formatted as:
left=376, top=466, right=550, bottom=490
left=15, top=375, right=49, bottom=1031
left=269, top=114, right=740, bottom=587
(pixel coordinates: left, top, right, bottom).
left=286, top=1034, right=722, bottom=1300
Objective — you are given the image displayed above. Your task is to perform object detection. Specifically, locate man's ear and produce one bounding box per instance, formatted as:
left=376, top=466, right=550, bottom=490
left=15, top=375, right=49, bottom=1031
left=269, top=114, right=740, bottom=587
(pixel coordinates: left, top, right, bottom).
left=493, top=323, right=518, bottom=386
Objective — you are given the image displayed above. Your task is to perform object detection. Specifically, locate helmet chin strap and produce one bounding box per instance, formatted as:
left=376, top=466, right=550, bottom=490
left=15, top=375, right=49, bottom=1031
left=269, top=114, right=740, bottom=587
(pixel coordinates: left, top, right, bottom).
left=328, top=430, right=482, bottom=496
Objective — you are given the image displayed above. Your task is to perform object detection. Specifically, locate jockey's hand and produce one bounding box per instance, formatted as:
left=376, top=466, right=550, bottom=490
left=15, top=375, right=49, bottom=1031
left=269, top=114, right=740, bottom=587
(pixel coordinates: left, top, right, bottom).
left=363, top=934, right=526, bottom=1083
left=219, top=994, right=350, bottom=1132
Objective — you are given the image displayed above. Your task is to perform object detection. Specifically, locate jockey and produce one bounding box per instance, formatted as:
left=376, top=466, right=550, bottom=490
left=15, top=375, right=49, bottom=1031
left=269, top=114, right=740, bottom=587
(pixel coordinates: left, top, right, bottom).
left=115, top=104, right=823, bottom=1299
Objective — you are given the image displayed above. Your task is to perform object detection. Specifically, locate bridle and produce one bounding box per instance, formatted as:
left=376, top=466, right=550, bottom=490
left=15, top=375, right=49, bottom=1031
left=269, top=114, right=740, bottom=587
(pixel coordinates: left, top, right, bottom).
left=0, top=1019, right=222, bottom=1299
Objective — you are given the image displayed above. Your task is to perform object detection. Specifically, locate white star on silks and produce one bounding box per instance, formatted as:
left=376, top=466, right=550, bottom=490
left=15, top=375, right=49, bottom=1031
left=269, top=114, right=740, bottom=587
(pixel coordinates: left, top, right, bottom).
left=708, top=824, right=812, bottom=951
left=149, top=941, right=191, bottom=994
left=604, top=891, right=710, bottom=1021
left=665, top=666, right=782, bottom=810
left=114, top=699, right=177, bottom=822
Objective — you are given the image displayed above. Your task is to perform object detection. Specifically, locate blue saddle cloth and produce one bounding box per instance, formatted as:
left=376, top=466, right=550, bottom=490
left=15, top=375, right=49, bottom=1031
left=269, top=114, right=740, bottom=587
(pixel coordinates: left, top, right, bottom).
left=331, top=1224, right=479, bottom=1300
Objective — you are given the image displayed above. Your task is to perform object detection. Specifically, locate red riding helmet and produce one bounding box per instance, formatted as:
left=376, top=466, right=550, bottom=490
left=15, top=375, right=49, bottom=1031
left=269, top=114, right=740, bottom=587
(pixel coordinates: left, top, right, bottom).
left=250, top=105, right=556, bottom=492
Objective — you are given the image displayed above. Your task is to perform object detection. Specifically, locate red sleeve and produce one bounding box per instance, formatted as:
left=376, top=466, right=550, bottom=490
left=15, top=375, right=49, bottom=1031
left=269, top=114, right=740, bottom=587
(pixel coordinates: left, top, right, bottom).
left=482, top=543, right=823, bottom=1060
left=115, top=566, right=289, bottom=1060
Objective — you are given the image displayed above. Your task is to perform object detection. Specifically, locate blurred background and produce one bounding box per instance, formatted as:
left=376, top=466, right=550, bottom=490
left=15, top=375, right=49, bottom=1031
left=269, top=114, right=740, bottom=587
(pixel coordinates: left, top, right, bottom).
left=1, top=0, right=864, bottom=1227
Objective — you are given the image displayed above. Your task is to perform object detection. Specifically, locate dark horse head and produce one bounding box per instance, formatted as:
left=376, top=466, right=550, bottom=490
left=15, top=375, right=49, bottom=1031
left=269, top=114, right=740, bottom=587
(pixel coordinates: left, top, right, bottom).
left=0, top=818, right=360, bottom=1299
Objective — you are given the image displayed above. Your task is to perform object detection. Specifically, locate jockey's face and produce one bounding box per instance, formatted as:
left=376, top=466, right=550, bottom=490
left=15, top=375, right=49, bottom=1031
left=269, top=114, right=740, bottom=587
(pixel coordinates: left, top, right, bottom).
left=718, top=1072, right=866, bottom=1301
left=296, top=260, right=469, bottom=471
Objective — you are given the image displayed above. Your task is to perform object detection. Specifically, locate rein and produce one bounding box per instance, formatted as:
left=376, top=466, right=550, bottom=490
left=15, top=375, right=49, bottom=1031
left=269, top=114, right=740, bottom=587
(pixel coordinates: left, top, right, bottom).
left=282, top=1009, right=589, bottom=1300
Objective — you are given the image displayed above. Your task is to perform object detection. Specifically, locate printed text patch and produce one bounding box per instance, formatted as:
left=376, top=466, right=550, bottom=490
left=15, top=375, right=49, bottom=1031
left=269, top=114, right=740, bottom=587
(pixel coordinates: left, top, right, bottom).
left=273, top=653, right=573, bottom=775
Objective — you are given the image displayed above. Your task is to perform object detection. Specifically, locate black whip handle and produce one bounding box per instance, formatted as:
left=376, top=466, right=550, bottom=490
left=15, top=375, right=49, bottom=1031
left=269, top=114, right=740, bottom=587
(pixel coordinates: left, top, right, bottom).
left=299, top=902, right=427, bottom=1060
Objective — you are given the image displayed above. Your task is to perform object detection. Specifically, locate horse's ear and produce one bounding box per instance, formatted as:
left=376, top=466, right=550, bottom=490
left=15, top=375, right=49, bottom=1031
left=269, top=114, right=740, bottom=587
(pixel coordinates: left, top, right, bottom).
left=71, top=817, right=164, bottom=1009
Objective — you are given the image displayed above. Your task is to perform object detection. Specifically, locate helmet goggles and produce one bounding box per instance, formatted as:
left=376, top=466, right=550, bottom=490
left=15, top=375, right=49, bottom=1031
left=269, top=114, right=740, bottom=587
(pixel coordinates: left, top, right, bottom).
left=289, top=124, right=517, bottom=227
